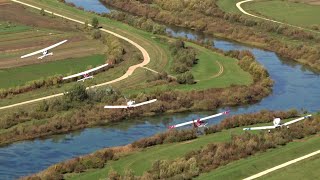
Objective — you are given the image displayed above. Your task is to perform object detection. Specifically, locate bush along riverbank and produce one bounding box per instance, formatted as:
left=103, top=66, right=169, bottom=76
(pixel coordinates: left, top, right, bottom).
left=0, top=46, right=272, bottom=146
left=23, top=109, right=315, bottom=179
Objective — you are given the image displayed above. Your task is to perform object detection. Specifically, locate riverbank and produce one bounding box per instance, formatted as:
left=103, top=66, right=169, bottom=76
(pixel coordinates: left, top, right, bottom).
left=24, top=110, right=320, bottom=179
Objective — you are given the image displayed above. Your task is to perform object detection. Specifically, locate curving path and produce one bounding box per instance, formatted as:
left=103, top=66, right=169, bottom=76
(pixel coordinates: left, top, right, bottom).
left=0, top=0, right=152, bottom=110
left=211, top=61, right=224, bottom=79
left=236, top=0, right=320, bottom=34
left=243, top=149, right=320, bottom=180
left=195, top=60, right=224, bottom=82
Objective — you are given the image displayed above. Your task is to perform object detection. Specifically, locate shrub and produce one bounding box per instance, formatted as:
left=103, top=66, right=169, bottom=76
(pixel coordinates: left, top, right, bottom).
left=64, top=84, right=88, bottom=102
left=40, top=8, right=45, bottom=16
left=92, top=30, right=101, bottom=39
left=91, top=17, right=99, bottom=28
left=177, top=71, right=194, bottom=84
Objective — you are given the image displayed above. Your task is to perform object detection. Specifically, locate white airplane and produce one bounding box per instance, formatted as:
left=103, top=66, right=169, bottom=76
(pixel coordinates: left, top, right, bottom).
left=21, top=40, right=68, bottom=59
left=62, top=64, right=108, bottom=82
left=243, top=115, right=312, bottom=132
left=168, top=110, right=230, bottom=129
left=104, top=99, right=157, bottom=109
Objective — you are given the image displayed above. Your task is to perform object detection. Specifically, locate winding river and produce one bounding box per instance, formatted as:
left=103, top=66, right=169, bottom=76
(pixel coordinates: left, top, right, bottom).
left=1, top=1, right=319, bottom=179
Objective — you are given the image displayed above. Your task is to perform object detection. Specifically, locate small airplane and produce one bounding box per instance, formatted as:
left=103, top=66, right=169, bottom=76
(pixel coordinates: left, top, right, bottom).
left=168, top=110, right=230, bottom=129
left=243, top=114, right=312, bottom=132
left=21, top=40, right=68, bottom=59
left=62, top=64, right=108, bottom=82
left=104, top=99, right=157, bottom=109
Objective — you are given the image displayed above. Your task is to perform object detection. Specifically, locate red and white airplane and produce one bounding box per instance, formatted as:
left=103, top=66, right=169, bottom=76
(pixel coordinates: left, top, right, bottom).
left=104, top=99, right=157, bottom=109
left=62, top=64, right=108, bottom=82
left=243, top=114, right=312, bottom=131
left=21, top=40, right=67, bottom=59
left=168, top=110, right=230, bottom=129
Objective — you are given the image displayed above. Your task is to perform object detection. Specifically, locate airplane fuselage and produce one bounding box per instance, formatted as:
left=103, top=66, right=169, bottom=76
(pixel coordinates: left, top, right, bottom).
left=38, top=51, right=53, bottom=59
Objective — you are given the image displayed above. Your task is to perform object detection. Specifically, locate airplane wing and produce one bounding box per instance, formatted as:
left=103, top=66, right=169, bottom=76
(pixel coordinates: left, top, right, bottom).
left=104, top=99, right=157, bottom=109
left=283, top=115, right=312, bottom=126
left=169, top=111, right=229, bottom=129
left=243, top=126, right=276, bottom=131
left=62, top=64, right=108, bottom=80
left=132, top=99, right=157, bottom=107
left=104, top=105, right=128, bottom=109
left=21, top=40, right=68, bottom=58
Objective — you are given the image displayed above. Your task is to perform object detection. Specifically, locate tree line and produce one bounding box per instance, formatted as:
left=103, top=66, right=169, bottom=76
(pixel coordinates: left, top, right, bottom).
left=170, top=40, right=197, bottom=84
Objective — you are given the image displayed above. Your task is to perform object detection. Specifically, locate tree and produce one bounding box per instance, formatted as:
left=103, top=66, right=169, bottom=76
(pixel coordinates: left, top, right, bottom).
left=65, top=84, right=88, bottom=102
left=91, top=17, right=99, bottom=29
left=185, top=71, right=195, bottom=84
left=92, top=30, right=101, bottom=39
left=108, top=169, right=120, bottom=180
left=40, top=8, right=45, bottom=16
left=84, top=20, right=89, bottom=30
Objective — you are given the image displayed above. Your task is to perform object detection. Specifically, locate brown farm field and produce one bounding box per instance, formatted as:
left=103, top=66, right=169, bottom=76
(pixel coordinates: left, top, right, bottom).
left=0, top=2, right=105, bottom=69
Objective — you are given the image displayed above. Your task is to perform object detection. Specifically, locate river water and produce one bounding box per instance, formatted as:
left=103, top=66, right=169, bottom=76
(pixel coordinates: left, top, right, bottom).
left=1, top=1, right=319, bottom=179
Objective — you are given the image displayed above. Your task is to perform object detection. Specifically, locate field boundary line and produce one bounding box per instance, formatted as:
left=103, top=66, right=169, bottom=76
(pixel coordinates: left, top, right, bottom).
left=243, top=149, right=320, bottom=180
left=236, top=0, right=320, bottom=34
left=0, top=0, right=152, bottom=110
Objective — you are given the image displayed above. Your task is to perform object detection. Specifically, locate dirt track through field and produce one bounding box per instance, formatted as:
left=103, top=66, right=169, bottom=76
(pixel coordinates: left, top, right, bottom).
left=0, top=0, right=155, bottom=110
left=236, top=0, right=320, bottom=34
left=243, top=149, right=320, bottom=180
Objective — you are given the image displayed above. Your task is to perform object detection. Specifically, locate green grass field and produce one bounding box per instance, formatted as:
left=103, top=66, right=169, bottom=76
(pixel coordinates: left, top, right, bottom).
left=217, top=0, right=242, bottom=13
left=64, top=119, right=320, bottom=180
left=0, top=0, right=252, bottom=107
left=0, top=21, right=31, bottom=33
left=117, top=41, right=252, bottom=94
left=243, top=0, right=320, bottom=28
left=181, top=42, right=252, bottom=90
left=0, top=54, right=105, bottom=89
left=197, top=136, right=320, bottom=180
left=260, top=154, right=320, bottom=180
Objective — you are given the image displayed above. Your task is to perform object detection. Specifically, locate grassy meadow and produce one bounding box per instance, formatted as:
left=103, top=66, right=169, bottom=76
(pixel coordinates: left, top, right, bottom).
left=217, top=0, right=242, bottom=13
left=0, top=54, right=105, bottom=89
left=260, top=153, right=320, bottom=180
left=243, top=0, right=320, bottom=28
left=0, top=0, right=253, bottom=107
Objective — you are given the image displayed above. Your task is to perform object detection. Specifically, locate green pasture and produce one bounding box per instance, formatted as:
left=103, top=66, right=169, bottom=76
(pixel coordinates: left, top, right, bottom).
left=217, top=0, right=242, bottom=13
left=0, top=21, right=31, bottom=33
left=261, top=153, right=320, bottom=180
left=198, top=135, right=320, bottom=180
left=182, top=42, right=252, bottom=90
left=0, top=0, right=253, bottom=107
left=243, top=0, right=320, bottom=28
left=0, top=54, right=105, bottom=89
